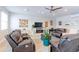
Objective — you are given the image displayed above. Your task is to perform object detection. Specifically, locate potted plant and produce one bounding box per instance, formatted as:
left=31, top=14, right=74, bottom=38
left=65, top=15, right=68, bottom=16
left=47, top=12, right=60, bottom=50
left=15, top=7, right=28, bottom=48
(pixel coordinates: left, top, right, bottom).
left=43, top=30, right=51, bottom=46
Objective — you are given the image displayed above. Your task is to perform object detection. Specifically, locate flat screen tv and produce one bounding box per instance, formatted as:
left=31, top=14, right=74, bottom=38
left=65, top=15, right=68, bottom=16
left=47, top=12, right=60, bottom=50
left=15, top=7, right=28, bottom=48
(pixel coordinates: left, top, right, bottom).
left=34, top=22, right=42, bottom=27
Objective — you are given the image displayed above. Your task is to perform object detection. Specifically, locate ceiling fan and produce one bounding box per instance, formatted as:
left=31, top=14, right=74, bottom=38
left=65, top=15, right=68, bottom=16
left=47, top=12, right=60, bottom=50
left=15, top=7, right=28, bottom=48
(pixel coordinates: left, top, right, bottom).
left=45, top=6, right=62, bottom=13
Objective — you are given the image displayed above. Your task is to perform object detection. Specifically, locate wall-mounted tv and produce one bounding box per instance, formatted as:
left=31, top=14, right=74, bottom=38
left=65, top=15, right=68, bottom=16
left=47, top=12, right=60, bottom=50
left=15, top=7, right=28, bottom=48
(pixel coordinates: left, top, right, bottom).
left=34, top=22, right=42, bottom=27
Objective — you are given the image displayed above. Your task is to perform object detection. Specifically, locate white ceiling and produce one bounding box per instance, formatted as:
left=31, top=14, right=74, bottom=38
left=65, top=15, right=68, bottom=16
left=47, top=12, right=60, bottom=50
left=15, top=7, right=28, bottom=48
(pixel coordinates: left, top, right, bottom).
left=5, top=6, right=79, bottom=18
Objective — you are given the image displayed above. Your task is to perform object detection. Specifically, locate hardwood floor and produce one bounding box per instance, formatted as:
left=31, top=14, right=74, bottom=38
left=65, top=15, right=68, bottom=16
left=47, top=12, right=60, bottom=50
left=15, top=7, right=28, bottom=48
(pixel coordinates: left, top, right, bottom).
left=31, top=34, right=50, bottom=52
left=0, top=32, right=50, bottom=52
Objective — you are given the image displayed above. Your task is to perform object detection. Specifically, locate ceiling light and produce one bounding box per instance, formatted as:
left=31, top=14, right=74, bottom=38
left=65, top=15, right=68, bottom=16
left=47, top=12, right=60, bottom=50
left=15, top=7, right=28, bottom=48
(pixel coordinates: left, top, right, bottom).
left=41, top=12, right=44, bottom=14
left=24, top=9, right=27, bottom=11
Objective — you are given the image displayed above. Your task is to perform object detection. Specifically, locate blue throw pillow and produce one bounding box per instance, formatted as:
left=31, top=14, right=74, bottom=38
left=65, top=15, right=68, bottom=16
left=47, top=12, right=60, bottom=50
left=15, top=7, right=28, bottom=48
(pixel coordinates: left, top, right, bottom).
left=60, top=38, right=68, bottom=45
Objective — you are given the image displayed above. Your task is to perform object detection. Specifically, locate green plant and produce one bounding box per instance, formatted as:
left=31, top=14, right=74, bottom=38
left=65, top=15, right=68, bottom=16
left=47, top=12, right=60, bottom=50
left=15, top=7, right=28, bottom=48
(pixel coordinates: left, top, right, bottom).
left=43, top=30, right=50, bottom=40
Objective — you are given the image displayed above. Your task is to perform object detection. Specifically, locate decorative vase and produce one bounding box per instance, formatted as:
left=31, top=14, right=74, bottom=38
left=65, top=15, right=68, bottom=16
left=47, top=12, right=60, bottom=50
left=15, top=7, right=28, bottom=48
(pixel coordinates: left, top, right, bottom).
left=43, top=38, right=50, bottom=46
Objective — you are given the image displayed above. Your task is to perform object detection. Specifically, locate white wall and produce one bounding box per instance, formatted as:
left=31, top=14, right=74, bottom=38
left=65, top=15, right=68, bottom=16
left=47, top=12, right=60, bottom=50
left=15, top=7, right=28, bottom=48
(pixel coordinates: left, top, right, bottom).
left=55, top=14, right=79, bottom=34
left=10, top=13, right=54, bottom=32
left=10, top=11, right=79, bottom=34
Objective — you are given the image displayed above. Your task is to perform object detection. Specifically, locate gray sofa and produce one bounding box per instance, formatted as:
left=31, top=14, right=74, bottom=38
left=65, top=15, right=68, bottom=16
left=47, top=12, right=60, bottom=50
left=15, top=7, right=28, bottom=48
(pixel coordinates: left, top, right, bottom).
left=50, top=33, right=79, bottom=52
left=5, top=30, right=35, bottom=52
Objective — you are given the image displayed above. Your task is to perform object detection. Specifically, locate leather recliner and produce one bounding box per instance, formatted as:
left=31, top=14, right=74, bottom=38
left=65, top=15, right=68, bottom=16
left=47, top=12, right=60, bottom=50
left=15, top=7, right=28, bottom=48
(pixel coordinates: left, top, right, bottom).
left=5, top=30, right=35, bottom=52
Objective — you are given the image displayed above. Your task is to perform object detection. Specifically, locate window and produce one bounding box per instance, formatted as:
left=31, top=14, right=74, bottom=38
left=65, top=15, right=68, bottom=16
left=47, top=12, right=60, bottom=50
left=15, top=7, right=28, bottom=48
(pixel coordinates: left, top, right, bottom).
left=1, top=12, right=8, bottom=30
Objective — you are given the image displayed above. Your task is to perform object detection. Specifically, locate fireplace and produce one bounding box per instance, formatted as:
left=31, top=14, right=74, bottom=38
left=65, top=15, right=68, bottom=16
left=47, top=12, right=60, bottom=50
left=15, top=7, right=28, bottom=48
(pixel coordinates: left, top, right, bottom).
left=36, top=28, right=43, bottom=33
left=36, top=30, right=43, bottom=33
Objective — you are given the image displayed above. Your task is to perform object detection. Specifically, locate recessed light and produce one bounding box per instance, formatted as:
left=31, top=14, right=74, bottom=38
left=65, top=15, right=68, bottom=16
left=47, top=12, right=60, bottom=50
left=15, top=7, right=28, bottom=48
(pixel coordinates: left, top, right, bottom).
left=24, top=9, right=27, bottom=11
left=41, top=11, right=44, bottom=14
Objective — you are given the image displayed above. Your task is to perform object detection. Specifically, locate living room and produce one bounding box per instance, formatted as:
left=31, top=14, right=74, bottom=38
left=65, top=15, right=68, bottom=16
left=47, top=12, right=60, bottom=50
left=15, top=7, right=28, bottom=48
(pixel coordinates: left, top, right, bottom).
left=0, top=6, right=79, bottom=52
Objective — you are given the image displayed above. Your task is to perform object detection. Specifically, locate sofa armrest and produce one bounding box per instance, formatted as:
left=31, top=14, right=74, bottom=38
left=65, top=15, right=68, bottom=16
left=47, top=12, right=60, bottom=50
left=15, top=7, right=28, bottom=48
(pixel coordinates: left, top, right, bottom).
left=14, top=43, right=35, bottom=52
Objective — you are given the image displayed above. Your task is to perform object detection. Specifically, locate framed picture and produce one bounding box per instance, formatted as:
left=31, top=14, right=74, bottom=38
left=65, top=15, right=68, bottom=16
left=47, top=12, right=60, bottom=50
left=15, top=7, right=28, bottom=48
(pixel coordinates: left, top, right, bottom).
left=58, top=21, right=62, bottom=25
left=19, top=19, right=28, bottom=27
left=45, top=21, right=48, bottom=27
left=50, top=20, right=53, bottom=26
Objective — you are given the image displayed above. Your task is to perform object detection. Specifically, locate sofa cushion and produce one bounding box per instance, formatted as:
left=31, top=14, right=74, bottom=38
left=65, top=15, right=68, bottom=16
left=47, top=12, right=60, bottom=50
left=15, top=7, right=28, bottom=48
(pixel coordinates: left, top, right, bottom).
left=60, top=38, right=68, bottom=45
left=62, top=33, right=79, bottom=40
left=52, top=32, right=62, bottom=38
left=18, top=38, right=33, bottom=46
left=10, top=30, right=22, bottom=44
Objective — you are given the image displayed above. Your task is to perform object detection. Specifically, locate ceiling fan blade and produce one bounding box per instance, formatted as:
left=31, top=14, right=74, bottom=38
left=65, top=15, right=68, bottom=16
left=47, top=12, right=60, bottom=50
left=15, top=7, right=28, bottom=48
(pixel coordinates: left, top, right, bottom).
left=50, top=10, right=52, bottom=13
left=51, top=6, right=54, bottom=9
left=45, top=6, right=54, bottom=10
left=52, top=7, right=62, bottom=11
left=45, top=8, right=50, bottom=10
